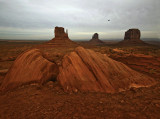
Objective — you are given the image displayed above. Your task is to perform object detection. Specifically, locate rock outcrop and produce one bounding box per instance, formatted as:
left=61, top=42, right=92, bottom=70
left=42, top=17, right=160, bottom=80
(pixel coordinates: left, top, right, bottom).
left=57, top=47, right=155, bottom=93
left=119, top=29, right=145, bottom=44
left=89, top=33, right=104, bottom=44
left=47, top=26, right=76, bottom=46
left=0, top=49, right=58, bottom=91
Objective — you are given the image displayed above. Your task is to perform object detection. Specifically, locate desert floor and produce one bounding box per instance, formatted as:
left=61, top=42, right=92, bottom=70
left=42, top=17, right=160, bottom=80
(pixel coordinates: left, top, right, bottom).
left=0, top=40, right=160, bottom=119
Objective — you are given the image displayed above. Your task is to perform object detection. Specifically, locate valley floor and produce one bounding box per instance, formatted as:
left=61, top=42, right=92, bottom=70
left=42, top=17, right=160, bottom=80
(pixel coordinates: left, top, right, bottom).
left=0, top=40, right=160, bottom=119
left=0, top=81, right=160, bottom=119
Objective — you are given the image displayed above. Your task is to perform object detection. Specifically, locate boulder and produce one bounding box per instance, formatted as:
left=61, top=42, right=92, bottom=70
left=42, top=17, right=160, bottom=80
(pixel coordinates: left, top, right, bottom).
left=0, top=49, right=58, bottom=91
left=57, top=47, right=155, bottom=93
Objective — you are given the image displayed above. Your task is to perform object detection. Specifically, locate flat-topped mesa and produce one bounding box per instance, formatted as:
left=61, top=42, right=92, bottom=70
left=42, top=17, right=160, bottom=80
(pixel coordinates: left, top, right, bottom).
left=119, top=28, right=145, bottom=44
left=89, top=33, right=104, bottom=44
left=124, top=29, right=141, bottom=41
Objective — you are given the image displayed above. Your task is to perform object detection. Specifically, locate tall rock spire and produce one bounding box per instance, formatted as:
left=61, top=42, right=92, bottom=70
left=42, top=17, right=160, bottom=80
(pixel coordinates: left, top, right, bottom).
left=66, top=29, right=68, bottom=35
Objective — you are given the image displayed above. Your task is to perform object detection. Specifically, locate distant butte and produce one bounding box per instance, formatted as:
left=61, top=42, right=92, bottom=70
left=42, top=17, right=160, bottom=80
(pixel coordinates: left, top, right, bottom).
left=47, top=26, right=76, bottom=46
left=89, top=33, right=104, bottom=44
left=119, top=29, right=145, bottom=45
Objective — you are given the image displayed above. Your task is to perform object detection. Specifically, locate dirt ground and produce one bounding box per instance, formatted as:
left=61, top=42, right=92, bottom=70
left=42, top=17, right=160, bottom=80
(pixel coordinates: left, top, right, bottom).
left=0, top=40, right=160, bottom=119
left=0, top=81, right=160, bottom=119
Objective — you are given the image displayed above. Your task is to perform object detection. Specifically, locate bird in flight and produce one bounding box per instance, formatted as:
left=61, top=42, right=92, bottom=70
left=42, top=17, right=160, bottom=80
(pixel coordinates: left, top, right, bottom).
left=108, top=19, right=110, bottom=21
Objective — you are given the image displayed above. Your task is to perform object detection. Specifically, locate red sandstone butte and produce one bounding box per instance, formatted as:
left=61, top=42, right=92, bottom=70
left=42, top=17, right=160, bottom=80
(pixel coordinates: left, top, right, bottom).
left=0, top=49, right=58, bottom=91
left=47, top=26, right=76, bottom=46
left=120, top=29, right=145, bottom=44
left=89, top=33, right=104, bottom=44
left=57, top=47, right=155, bottom=93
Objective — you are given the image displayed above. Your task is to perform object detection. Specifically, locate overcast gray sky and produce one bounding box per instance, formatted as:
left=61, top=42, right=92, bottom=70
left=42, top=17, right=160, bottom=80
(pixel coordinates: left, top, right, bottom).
left=0, top=0, right=159, bottom=40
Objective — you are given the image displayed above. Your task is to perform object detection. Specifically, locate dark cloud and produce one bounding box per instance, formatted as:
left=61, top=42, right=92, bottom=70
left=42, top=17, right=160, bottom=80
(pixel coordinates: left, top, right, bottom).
left=0, top=0, right=159, bottom=39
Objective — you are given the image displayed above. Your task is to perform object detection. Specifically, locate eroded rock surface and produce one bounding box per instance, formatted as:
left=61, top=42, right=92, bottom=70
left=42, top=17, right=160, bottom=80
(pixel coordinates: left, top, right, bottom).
left=57, top=47, right=155, bottom=93
left=0, top=49, right=58, bottom=91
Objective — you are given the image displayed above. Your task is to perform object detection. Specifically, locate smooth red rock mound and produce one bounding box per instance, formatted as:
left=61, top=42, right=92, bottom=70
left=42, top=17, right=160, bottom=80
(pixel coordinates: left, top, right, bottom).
left=57, top=47, right=155, bottom=93
left=0, top=49, right=58, bottom=91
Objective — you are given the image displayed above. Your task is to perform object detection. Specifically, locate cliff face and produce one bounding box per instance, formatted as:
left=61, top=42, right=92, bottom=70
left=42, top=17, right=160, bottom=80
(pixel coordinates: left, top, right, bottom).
left=54, top=27, right=69, bottom=39
left=124, top=29, right=141, bottom=41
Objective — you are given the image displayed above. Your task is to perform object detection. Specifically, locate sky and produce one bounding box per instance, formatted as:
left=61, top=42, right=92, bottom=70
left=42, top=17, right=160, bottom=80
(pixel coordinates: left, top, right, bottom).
left=0, top=0, right=159, bottom=40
